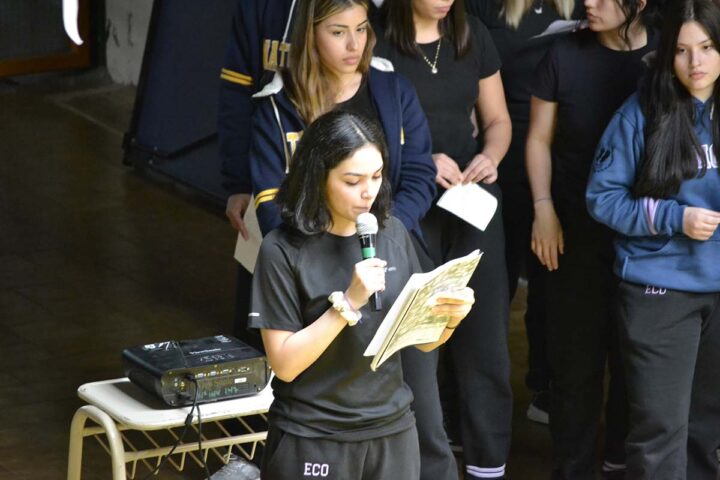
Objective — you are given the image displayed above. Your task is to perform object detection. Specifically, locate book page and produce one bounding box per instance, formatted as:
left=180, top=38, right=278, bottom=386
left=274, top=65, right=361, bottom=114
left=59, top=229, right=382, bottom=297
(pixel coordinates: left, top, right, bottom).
left=364, top=250, right=482, bottom=370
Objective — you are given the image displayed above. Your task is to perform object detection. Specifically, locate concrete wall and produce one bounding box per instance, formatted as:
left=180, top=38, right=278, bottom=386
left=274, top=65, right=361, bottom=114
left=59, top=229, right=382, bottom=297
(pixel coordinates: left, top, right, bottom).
left=105, top=0, right=154, bottom=85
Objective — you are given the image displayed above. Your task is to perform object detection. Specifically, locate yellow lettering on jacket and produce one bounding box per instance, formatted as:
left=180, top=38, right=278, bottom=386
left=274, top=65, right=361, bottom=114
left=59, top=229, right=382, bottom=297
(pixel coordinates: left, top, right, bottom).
left=263, top=39, right=292, bottom=71
left=286, top=131, right=303, bottom=156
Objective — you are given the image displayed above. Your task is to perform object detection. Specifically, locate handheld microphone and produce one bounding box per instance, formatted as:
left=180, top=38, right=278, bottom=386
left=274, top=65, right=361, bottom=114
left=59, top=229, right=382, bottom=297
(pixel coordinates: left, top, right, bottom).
left=356, top=212, right=382, bottom=311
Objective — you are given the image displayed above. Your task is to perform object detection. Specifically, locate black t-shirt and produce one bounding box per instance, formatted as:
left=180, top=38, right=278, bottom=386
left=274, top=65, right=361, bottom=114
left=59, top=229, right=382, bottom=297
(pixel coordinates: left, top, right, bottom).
left=374, top=17, right=501, bottom=169
left=467, top=0, right=586, bottom=180
left=249, top=216, right=420, bottom=441
left=468, top=0, right=584, bottom=123
left=335, top=79, right=380, bottom=125
left=532, top=28, right=657, bottom=212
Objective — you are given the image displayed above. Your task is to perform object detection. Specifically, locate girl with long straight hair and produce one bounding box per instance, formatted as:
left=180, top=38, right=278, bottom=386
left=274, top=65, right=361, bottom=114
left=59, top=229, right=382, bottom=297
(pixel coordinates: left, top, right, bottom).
left=251, top=110, right=474, bottom=479
left=465, top=0, right=584, bottom=425
left=282, top=0, right=375, bottom=123
left=247, top=0, right=462, bottom=478
left=251, top=0, right=436, bottom=240
left=374, top=1, right=513, bottom=478
left=525, top=0, right=658, bottom=477
left=587, top=0, right=720, bottom=477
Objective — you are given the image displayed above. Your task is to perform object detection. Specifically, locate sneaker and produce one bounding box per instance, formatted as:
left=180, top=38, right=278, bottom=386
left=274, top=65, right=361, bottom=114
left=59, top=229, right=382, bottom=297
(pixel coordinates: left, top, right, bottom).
left=448, top=437, right=464, bottom=454
left=208, top=454, right=261, bottom=480
left=601, top=460, right=626, bottom=479
left=526, top=391, right=549, bottom=425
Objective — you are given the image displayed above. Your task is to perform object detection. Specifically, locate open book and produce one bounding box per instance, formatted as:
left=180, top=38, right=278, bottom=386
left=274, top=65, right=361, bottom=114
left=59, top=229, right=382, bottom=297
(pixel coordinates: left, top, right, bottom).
left=364, top=250, right=482, bottom=371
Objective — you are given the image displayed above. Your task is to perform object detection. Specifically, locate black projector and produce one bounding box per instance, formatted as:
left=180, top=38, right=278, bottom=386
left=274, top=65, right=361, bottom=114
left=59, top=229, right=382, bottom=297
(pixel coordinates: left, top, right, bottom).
left=123, top=335, right=270, bottom=407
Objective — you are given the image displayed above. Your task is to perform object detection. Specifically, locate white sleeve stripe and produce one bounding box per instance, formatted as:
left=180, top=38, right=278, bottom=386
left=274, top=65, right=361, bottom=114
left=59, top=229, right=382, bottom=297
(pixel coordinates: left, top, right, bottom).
left=466, top=464, right=506, bottom=478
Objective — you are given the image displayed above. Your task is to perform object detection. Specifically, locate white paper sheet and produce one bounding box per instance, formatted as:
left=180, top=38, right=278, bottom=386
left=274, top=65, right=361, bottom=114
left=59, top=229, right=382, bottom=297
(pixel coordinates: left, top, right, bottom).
left=531, top=19, right=588, bottom=39
left=436, top=183, right=498, bottom=231
left=233, top=199, right=262, bottom=273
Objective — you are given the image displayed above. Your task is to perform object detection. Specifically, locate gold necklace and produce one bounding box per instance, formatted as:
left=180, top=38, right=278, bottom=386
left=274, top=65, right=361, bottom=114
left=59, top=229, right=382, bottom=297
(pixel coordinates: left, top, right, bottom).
left=419, top=38, right=442, bottom=74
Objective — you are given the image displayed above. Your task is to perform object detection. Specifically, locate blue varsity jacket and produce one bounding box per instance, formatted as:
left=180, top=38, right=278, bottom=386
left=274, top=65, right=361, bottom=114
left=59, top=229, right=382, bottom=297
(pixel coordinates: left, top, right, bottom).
left=218, top=0, right=297, bottom=194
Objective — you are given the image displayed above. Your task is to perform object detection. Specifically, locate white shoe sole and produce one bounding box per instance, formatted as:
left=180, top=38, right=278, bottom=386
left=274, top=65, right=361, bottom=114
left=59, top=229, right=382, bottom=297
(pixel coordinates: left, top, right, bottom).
left=526, top=403, right=549, bottom=424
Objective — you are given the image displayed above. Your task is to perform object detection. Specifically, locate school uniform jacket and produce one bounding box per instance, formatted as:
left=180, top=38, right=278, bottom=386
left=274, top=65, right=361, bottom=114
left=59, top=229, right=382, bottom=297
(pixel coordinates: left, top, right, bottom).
left=586, top=93, right=720, bottom=292
left=250, top=59, right=437, bottom=238
left=218, top=0, right=297, bottom=194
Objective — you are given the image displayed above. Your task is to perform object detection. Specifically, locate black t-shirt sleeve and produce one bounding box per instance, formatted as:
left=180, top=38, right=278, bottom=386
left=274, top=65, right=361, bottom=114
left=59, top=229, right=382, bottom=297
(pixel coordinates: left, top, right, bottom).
left=249, top=232, right=304, bottom=332
left=532, top=41, right=560, bottom=101
left=469, top=16, right=502, bottom=79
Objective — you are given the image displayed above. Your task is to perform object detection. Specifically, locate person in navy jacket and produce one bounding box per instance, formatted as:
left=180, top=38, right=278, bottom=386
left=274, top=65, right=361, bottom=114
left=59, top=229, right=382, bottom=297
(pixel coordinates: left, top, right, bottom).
left=587, top=0, right=720, bottom=477
left=250, top=62, right=436, bottom=239
left=218, top=0, right=297, bottom=235
left=217, top=0, right=299, bottom=362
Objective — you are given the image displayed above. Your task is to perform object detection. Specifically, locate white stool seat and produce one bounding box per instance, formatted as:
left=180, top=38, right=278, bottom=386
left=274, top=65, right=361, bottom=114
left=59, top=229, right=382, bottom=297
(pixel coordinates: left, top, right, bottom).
left=67, top=377, right=273, bottom=480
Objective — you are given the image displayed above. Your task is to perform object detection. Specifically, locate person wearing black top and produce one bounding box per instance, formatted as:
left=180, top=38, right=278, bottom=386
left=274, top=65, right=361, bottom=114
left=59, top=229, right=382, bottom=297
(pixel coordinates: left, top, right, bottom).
left=526, top=0, right=658, bottom=477
left=245, top=1, right=462, bottom=479
left=375, top=1, right=513, bottom=478
left=465, top=0, right=584, bottom=424
left=250, top=110, right=474, bottom=479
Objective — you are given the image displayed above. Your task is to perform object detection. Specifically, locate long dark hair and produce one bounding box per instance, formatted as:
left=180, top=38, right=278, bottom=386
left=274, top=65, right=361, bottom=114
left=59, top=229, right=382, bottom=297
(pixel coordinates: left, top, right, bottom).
left=635, top=0, right=720, bottom=198
left=380, top=0, right=471, bottom=58
left=615, top=0, right=659, bottom=49
left=275, top=111, right=392, bottom=235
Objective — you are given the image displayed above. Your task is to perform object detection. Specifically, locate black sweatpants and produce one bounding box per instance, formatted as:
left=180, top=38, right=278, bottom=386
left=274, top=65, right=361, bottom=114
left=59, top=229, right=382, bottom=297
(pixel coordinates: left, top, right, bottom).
left=545, top=215, right=627, bottom=480
left=617, top=281, right=720, bottom=480
left=421, top=182, right=513, bottom=479
left=261, top=426, right=421, bottom=479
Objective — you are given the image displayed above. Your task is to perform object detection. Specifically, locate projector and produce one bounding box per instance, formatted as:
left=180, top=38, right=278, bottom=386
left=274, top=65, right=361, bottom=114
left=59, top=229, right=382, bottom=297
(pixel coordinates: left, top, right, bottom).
left=122, top=335, right=270, bottom=407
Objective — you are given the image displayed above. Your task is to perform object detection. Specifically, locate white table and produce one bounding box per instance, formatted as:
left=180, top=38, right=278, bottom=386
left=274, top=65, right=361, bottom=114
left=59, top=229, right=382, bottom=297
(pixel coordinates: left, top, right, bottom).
left=67, top=377, right=273, bottom=480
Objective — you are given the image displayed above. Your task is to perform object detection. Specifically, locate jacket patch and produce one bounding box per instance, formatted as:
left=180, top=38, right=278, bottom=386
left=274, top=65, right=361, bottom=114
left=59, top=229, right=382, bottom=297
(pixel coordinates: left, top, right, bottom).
left=593, top=146, right=613, bottom=172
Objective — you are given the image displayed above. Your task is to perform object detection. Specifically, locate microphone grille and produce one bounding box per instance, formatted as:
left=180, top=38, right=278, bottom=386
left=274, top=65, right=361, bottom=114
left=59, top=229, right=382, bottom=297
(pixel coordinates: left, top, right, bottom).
left=356, top=212, right=378, bottom=235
